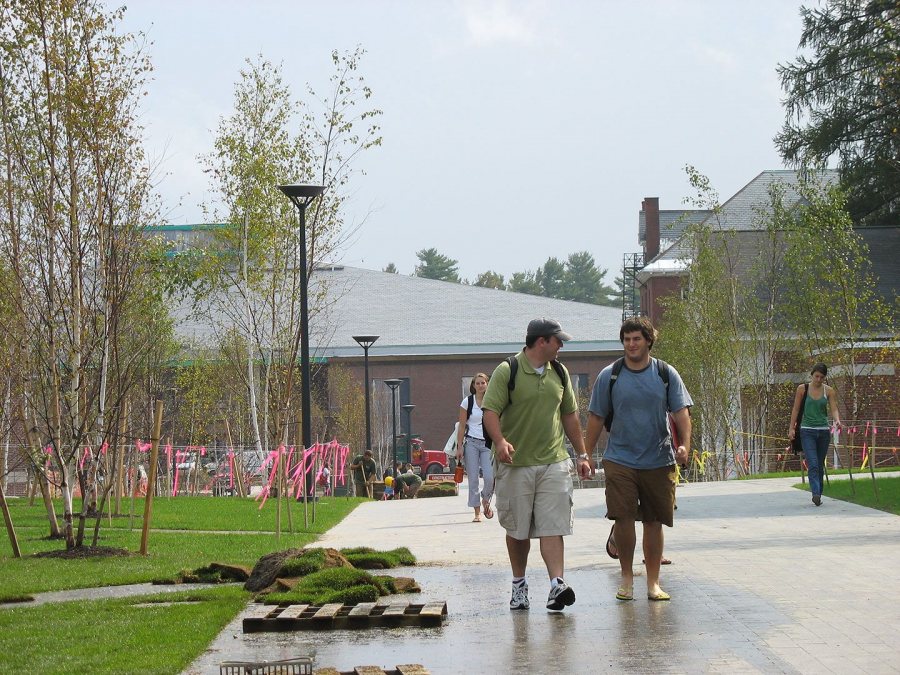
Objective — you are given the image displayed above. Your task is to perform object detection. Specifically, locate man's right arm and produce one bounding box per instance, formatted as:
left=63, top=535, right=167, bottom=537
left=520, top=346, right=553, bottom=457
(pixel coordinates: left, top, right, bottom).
left=483, top=410, right=514, bottom=464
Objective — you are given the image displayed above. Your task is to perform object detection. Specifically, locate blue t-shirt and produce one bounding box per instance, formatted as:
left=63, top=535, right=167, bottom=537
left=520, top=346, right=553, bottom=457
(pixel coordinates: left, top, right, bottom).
left=588, top=358, right=693, bottom=470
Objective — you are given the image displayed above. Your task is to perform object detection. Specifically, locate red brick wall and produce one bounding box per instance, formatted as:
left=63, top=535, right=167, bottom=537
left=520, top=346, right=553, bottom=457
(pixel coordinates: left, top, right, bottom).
left=642, top=275, right=684, bottom=325
left=332, top=351, right=618, bottom=451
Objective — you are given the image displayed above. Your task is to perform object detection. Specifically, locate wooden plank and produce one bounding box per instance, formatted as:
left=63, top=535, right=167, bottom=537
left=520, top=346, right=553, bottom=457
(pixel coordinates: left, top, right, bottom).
left=276, top=604, right=309, bottom=620
left=381, top=602, right=409, bottom=617
left=353, top=667, right=387, bottom=675
left=245, top=603, right=275, bottom=620
left=396, top=666, right=430, bottom=675
left=347, top=602, right=377, bottom=617
left=313, top=603, right=344, bottom=620
left=418, top=602, right=446, bottom=617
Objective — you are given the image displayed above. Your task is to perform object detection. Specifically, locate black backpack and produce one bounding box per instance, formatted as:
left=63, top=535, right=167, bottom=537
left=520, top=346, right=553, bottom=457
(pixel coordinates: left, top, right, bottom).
left=482, top=355, right=568, bottom=448
left=603, top=357, right=671, bottom=432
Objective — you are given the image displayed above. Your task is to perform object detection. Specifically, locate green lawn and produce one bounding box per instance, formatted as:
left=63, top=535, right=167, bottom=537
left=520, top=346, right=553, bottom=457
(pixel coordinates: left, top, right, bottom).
left=1, top=496, right=363, bottom=595
left=800, top=475, right=900, bottom=515
left=0, top=585, right=249, bottom=674
left=0, top=495, right=362, bottom=674
left=739, top=465, right=899, bottom=480
left=5, top=493, right=349, bottom=531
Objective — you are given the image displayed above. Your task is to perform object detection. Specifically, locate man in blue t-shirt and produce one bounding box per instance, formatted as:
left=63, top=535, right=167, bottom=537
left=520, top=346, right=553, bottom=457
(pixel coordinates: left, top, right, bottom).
left=585, top=316, right=692, bottom=603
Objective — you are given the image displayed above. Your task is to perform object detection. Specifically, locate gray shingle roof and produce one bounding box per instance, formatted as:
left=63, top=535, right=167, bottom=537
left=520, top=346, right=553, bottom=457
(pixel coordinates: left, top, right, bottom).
left=638, top=209, right=712, bottom=248
left=172, top=265, right=624, bottom=359
left=640, top=169, right=841, bottom=273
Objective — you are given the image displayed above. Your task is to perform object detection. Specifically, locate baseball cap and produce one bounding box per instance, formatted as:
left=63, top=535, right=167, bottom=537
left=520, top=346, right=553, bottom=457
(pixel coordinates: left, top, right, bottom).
left=526, top=318, right=573, bottom=342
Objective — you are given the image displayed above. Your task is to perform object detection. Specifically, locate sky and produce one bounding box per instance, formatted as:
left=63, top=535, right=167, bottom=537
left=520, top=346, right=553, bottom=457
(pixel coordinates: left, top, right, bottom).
left=118, top=0, right=809, bottom=284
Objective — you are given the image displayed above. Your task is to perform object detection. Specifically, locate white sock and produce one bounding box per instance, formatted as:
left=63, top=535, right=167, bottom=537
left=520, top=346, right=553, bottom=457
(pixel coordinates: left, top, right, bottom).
left=550, top=577, right=563, bottom=588
left=512, top=577, right=526, bottom=586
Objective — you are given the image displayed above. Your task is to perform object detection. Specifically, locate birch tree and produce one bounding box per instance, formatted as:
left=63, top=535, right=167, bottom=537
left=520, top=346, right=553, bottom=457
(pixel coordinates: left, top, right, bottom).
left=197, top=49, right=381, bottom=453
left=0, top=0, right=164, bottom=547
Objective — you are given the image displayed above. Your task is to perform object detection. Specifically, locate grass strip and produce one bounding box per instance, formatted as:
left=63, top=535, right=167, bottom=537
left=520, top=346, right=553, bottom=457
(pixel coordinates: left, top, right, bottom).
left=0, top=498, right=361, bottom=595
left=796, top=475, right=900, bottom=515
left=0, top=585, right=249, bottom=674
left=3, top=495, right=365, bottom=531
left=739, top=466, right=899, bottom=480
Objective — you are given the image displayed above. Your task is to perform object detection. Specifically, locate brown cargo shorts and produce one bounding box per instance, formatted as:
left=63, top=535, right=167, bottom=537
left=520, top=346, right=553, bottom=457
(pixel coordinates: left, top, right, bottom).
left=602, top=459, right=676, bottom=527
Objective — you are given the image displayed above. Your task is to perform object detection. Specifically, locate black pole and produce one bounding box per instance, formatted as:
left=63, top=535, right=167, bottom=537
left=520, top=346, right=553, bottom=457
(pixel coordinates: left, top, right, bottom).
left=278, top=183, right=324, bottom=499
left=391, top=389, right=398, bottom=476
left=298, top=203, right=313, bottom=497
left=402, top=404, right=415, bottom=464
left=363, top=346, right=372, bottom=452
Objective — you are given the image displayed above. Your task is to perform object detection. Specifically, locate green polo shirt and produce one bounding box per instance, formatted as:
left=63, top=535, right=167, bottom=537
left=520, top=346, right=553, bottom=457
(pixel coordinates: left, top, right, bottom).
left=482, top=351, right=577, bottom=466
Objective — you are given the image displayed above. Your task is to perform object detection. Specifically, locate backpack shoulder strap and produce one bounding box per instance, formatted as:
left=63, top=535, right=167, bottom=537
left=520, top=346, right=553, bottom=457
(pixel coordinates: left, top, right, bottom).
left=656, top=358, right=671, bottom=410
left=608, top=357, right=625, bottom=394
left=604, top=358, right=626, bottom=432
left=550, top=359, right=568, bottom=389
left=466, top=394, right=474, bottom=419
left=506, top=355, right=518, bottom=402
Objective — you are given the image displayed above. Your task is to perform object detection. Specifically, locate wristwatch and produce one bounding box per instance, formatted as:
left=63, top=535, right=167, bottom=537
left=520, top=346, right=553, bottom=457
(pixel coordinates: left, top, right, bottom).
left=577, top=453, right=590, bottom=461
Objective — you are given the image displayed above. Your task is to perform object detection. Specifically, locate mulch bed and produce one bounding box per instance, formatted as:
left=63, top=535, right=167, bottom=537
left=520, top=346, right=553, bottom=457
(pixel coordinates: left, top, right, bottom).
left=33, top=546, right=131, bottom=559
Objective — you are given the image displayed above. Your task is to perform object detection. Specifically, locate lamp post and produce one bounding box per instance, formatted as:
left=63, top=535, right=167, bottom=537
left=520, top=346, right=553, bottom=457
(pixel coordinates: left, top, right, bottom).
left=278, top=183, right=325, bottom=497
left=401, top=404, right=415, bottom=464
left=383, top=379, right=403, bottom=478
left=352, top=335, right=379, bottom=455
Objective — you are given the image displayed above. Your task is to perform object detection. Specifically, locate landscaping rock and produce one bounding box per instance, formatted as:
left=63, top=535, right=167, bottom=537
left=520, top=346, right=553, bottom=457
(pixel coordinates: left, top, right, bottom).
left=245, top=548, right=305, bottom=591
left=245, top=547, right=354, bottom=591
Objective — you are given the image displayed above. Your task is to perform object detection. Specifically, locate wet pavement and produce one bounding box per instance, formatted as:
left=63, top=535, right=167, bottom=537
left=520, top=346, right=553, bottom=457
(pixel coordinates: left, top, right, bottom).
left=186, top=475, right=900, bottom=674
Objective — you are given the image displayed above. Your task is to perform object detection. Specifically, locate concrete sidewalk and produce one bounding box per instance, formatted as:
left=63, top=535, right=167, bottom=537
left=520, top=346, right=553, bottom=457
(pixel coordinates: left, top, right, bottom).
left=187, top=476, right=900, bottom=674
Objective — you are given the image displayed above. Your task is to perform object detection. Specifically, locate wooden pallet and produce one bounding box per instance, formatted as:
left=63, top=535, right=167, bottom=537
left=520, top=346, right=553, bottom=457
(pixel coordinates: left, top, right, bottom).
left=243, top=601, right=447, bottom=633
left=314, top=666, right=428, bottom=675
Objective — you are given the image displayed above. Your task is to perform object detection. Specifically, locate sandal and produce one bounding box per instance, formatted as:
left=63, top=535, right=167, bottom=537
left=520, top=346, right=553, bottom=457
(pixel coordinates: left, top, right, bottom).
left=615, top=586, right=633, bottom=601
left=482, top=500, right=494, bottom=519
left=472, top=515, right=482, bottom=522
left=605, top=524, right=618, bottom=560
left=648, top=590, right=670, bottom=601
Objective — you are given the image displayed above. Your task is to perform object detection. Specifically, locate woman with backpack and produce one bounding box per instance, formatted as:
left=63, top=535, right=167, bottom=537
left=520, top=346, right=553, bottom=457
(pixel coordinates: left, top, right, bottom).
left=456, top=372, right=495, bottom=522
left=788, top=363, right=842, bottom=506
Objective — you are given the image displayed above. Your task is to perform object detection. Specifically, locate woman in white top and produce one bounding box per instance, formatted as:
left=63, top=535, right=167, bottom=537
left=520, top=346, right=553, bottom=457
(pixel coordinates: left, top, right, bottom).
left=456, top=373, right=495, bottom=522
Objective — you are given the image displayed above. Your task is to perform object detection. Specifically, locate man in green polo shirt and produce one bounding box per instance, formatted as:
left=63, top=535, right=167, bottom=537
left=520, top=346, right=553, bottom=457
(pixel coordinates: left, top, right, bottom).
left=482, top=318, right=592, bottom=613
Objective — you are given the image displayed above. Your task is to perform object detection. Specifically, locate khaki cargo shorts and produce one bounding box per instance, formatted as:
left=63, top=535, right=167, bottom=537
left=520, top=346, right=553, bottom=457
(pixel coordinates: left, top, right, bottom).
left=602, top=459, right=676, bottom=527
left=495, top=459, right=574, bottom=540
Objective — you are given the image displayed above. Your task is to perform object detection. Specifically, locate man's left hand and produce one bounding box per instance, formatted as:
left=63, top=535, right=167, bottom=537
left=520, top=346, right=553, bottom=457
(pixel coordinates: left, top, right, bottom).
left=674, top=445, right=688, bottom=465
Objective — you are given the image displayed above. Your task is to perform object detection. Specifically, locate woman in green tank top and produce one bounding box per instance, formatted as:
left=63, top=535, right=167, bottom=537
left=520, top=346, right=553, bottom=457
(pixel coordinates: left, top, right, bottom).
left=788, top=363, right=842, bottom=506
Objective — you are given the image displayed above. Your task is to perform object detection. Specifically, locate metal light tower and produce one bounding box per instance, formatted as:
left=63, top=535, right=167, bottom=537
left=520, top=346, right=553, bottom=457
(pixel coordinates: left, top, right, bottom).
left=384, top=379, right=403, bottom=477
left=401, top=403, right=415, bottom=464
left=278, top=183, right=325, bottom=496
left=352, top=335, right=379, bottom=455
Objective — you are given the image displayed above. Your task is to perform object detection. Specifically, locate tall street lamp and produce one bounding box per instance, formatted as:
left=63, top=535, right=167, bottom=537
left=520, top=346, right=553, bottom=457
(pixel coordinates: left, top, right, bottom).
left=352, top=335, right=379, bottom=455
left=278, top=183, right=325, bottom=497
left=383, top=379, right=403, bottom=477
left=401, top=404, right=415, bottom=464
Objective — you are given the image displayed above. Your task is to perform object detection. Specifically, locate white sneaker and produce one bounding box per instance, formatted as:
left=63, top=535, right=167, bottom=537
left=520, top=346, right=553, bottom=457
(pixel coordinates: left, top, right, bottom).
left=546, top=579, right=575, bottom=611
left=510, top=581, right=529, bottom=610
